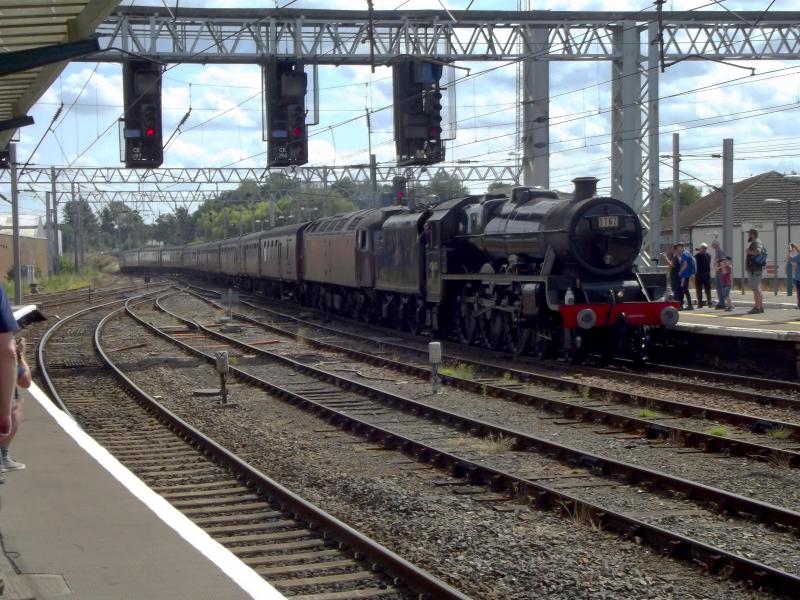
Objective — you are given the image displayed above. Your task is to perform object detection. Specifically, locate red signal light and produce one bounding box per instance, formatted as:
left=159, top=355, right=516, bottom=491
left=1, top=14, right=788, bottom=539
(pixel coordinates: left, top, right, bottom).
left=145, top=128, right=156, bottom=137
left=430, top=126, right=442, bottom=137
left=292, top=127, right=303, bottom=138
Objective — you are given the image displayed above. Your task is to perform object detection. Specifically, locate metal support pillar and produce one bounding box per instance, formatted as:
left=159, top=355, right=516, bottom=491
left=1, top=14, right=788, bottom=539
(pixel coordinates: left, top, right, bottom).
left=76, top=190, right=83, bottom=271
left=369, top=154, right=378, bottom=207
left=522, top=27, right=549, bottom=188
left=722, top=138, right=734, bottom=263
left=45, top=192, right=53, bottom=276
left=611, top=21, right=642, bottom=209
left=9, top=144, right=21, bottom=304
left=71, top=183, right=78, bottom=271
left=646, top=22, right=661, bottom=260
left=672, top=133, right=680, bottom=244
left=51, top=166, right=59, bottom=272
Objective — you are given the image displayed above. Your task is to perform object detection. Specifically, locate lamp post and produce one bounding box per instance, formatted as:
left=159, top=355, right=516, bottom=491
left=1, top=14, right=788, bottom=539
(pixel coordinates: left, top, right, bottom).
left=764, top=198, right=795, bottom=296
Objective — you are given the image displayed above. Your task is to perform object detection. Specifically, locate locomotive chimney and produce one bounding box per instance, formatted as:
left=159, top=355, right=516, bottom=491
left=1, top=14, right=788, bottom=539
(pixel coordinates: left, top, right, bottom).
left=572, top=177, right=599, bottom=201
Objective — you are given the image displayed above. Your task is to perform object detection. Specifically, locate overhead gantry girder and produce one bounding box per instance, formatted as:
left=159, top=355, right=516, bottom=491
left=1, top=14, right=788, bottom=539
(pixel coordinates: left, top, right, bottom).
left=90, top=7, right=800, bottom=63
left=6, top=164, right=522, bottom=187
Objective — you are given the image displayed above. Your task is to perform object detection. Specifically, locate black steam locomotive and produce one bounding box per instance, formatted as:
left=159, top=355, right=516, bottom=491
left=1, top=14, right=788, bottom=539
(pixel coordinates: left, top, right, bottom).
left=121, top=177, right=678, bottom=363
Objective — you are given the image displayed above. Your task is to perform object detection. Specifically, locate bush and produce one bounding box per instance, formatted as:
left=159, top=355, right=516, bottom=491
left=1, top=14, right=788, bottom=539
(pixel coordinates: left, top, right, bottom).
left=86, top=254, right=118, bottom=273
left=58, top=256, right=74, bottom=273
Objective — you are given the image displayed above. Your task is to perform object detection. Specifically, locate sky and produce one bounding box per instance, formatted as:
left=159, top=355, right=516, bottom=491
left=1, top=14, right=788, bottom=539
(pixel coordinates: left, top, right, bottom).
left=5, top=0, right=800, bottom=222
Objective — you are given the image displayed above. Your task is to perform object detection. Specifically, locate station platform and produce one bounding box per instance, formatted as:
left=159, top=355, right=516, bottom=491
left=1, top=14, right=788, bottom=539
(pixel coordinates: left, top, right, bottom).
left=9, top=305, right=45, bottom=329
left=0, top=384, right=282, bottom=599
left=675, top=304, right=800, bottom=342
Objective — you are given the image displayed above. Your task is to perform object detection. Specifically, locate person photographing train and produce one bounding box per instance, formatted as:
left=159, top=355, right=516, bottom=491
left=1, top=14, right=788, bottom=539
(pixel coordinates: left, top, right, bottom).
left=788, top=242, right=800, bottom=309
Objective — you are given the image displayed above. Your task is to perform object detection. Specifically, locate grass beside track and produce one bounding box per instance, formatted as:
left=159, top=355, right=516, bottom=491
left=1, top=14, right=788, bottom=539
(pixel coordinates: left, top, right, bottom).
left=5, top=256, right=120, bottom=297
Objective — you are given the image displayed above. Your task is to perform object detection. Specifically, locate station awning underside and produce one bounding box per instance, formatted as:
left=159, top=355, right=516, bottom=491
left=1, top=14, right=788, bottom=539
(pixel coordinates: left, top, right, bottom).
left=0, top=0, right=121, bottom=149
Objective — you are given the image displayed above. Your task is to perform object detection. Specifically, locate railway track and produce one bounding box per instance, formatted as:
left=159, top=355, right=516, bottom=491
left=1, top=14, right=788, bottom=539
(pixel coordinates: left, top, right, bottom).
left=34, top=281, right=165, bottom=310
left=184, top=288, right=800, bottom=470
left=140, top=288, right=800, bottom=595
left=188, top=282, right=800, bottom=401
left=38, top=291, right=466, bottom=600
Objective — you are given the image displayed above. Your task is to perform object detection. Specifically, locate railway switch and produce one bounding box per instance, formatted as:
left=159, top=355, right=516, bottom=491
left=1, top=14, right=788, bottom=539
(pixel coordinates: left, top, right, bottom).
left=215, top=350, right=231, bottom=405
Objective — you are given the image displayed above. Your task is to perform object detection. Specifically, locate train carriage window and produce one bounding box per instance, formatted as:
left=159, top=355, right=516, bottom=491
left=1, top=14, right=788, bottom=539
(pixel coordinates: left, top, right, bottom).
left=358, top=230, right=368, bottom=250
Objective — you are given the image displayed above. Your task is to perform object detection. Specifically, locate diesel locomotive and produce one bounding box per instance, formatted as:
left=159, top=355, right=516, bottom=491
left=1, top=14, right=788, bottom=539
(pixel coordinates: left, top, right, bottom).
left=120, top=177, right=678, bottom=363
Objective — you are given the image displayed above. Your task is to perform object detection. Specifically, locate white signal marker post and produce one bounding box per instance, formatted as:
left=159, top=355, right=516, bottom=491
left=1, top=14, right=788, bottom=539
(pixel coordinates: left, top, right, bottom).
left=429, top=341, right=442, bottom=394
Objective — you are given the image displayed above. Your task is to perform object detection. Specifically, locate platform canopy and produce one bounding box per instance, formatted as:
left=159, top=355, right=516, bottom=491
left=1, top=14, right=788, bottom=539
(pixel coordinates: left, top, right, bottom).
left=0, top=0, right=121, bottom=149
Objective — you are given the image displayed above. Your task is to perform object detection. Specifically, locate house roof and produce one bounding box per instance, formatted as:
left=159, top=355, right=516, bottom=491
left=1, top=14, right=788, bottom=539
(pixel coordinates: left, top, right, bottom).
left=662, top=171, right=800, bottom=232
left=0, top=214, right=46, bottom=238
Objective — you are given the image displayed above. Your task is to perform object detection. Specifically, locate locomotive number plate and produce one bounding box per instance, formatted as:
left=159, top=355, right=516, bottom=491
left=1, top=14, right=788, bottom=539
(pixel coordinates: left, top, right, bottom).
left=597, top=216, right=619, bottom=228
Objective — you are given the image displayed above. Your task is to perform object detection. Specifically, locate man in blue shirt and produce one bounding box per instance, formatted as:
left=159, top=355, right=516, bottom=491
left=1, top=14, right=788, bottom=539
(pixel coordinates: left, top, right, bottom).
left=676, top=242, right=695, bottom=310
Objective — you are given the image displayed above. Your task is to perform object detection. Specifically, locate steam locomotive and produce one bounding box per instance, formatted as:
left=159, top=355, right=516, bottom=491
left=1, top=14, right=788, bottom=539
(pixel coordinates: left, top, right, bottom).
left=120, top=177, right=678, bottom=363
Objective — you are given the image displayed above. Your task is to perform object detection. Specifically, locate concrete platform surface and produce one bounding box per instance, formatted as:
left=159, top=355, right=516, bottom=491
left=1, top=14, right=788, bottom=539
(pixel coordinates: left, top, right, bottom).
left=0, top=386, right=283, bottom=600
left=675, top=305, right=800, bottom=341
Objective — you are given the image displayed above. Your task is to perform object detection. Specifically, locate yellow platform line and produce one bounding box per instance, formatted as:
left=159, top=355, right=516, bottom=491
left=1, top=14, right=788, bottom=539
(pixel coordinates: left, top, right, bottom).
left=722, top=316, right=768, bottom=322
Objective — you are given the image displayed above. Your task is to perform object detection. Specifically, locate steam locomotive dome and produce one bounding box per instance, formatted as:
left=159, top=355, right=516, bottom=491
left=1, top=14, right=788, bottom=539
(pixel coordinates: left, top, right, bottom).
left=467, top=177, right=643, bottom=277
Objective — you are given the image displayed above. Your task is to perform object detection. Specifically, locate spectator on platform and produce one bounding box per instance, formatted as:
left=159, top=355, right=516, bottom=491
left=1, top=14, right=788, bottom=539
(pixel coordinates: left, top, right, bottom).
left=677, top=242, right=695, bottom=310
left=711, top=239, right=726, bottom=309
left=660, top=246, right=682, bottom=305
left=789, top=243, right=800, bottom=309
left=1, top=337, right=30, bottom=473
left=0, top=286, right=19, bottom=483
left=717, top=256, right=733, bottom=312
left=745, top=228, right=765, bottom=314
left=694, top=243, right=712, bottom=307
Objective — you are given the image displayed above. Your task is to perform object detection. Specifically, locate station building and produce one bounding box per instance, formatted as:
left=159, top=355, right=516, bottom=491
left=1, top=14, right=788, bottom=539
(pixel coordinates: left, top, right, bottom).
left=0, top=214, right=53, bottom=282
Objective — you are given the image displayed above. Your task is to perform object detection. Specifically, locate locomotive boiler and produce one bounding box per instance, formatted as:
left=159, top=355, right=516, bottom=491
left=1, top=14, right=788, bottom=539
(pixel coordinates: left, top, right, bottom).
left=461, top=177, right=642, bottom=277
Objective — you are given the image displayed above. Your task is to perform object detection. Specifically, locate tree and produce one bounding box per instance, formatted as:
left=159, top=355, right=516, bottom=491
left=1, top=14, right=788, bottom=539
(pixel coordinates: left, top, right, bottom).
left=61, top=198, right=99, bottom=255
left=660, top=182, right=702, bottom=219
left=487, top=181, right=512, bottom=193
left=417, top=172, right=469, bottom=204
left=153, top=213, right=178, bottom=245
left=175, top=206, right=195, bottom=244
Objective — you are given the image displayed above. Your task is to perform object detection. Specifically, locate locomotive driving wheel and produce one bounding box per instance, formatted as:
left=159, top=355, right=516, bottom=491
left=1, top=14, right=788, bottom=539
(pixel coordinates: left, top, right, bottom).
left=484, top=309, right=505, bottom=350
left=456, top=301, right=479, bottom=345
left=504, top=312, right=532, bottom=356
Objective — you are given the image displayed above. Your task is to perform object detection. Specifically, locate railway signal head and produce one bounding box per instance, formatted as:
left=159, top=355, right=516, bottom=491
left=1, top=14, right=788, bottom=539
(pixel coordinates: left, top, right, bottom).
left=393, top=176, right=407, bottom=204
left=122, top=60, right=164, bottom=169
left=267, top=59, right=308, bottom=167
left=393, top=59, right=446, bottom=166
